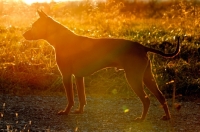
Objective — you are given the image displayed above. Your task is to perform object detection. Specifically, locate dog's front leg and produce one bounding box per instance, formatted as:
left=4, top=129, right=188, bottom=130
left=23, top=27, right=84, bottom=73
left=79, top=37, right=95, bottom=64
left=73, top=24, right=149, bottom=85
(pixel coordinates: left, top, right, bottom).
left=58, top=75, right=74, bottom=115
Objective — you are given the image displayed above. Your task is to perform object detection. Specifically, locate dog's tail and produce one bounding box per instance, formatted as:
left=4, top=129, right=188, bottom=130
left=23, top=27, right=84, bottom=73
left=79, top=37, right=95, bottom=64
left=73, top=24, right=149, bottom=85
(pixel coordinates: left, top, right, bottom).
left=146, top=36, right=180, bottom=58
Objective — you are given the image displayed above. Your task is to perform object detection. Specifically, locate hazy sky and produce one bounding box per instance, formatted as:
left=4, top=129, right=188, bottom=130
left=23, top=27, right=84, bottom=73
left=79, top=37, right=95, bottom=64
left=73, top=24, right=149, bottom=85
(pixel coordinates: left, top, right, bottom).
left=8, top=0, right=169, bottom=5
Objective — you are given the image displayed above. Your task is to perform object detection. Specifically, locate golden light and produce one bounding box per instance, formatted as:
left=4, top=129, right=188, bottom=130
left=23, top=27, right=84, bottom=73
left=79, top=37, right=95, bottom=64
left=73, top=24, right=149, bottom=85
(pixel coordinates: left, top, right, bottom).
left=22, top=0, right=97, bottom=5
left=23, top=0, right=52, bottom=5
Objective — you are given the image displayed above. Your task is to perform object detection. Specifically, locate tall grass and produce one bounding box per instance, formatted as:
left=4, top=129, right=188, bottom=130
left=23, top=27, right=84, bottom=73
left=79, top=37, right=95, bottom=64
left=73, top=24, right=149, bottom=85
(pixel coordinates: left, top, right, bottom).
left=0, top=0, right=199, bottom=97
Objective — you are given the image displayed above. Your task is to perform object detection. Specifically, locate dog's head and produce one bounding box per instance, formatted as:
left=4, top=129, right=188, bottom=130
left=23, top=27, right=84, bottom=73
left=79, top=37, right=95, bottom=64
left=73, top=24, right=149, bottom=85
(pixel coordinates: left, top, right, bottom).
left=23, top=10, right=49, bottom=40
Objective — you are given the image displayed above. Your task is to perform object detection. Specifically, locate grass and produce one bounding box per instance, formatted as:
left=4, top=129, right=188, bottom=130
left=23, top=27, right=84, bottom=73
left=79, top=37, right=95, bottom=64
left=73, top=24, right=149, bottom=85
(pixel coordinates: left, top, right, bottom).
left=0, top=1, right=199, bottom=131
left=0, top=0, right=199, bottom=97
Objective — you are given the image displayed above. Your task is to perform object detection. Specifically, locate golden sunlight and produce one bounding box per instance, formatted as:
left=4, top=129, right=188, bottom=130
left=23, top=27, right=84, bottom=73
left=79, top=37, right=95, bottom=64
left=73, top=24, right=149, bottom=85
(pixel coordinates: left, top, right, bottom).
left=22, top=0, right=99, bottom=5
left=23, top=0, right=51, bottom=5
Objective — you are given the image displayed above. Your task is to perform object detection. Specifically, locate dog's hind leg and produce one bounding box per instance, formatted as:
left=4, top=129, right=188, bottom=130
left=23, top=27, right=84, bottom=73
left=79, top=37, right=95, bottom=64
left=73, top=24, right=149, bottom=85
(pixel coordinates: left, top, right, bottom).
left=73, top=76, right=86, bottom=114
left=124, top=59, right=150, bottom=121
left=143, top=60, right=171, bottom=120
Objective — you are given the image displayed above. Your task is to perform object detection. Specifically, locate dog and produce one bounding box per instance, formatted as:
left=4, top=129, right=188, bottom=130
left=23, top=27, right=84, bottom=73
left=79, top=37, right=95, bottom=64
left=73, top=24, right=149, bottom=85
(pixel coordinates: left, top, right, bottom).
left=23, top=10, right=180, bottom=121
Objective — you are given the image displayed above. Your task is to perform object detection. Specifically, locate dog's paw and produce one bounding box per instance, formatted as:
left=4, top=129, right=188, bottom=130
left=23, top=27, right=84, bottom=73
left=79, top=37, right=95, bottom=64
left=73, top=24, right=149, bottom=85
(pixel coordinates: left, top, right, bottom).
left=57, top=105, right=74, bottom=115
left=57, top=110, right=70, bottom=115
left=134, top=117, right=144, bottom=122
left=161, top=115, right=171, bottom=121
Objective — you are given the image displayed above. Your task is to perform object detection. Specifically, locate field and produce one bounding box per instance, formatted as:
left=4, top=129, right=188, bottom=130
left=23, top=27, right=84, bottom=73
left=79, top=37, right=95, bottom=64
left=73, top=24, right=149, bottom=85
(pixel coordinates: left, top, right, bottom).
left=0, top=0, right=200, bottom=131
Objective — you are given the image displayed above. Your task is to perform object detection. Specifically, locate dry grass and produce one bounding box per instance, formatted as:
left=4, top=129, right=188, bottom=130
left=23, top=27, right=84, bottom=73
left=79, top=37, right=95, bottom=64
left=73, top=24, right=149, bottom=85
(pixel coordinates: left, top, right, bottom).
left=0, top=0, right=199, bottom=96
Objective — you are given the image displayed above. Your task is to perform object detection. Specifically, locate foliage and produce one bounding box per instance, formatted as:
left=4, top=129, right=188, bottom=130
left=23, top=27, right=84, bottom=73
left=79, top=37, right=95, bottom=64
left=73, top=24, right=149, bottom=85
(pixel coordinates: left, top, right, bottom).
left=0, top=0, right=199, bottom=97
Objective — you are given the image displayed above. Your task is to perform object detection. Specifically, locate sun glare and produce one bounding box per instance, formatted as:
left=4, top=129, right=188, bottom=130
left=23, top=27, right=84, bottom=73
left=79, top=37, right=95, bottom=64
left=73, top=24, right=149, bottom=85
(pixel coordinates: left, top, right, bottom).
left=22, top=0, right=98, bottom=5
left=23, top=0, right=51, bottom=5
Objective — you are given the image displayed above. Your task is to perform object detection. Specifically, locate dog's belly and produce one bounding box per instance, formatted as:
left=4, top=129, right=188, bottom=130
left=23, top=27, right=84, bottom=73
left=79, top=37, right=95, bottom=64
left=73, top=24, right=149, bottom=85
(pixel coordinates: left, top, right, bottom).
left=72, top=60, right=122, bottom=77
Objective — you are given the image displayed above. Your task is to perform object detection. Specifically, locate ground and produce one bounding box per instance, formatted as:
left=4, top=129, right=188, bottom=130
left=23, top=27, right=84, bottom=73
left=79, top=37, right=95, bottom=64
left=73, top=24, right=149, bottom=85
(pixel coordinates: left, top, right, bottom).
left=0, top=94, right=200, bottom=132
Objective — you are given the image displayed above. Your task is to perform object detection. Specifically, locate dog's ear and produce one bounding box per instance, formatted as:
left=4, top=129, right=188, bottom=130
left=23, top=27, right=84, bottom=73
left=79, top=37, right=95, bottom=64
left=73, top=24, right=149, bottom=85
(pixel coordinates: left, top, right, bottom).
left=37, top=10, right=48, bottom=18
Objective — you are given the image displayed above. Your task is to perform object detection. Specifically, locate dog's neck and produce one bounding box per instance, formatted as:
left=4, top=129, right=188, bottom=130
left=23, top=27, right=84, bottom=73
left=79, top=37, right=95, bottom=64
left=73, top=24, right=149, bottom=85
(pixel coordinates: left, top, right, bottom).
left=45, top=17, right=77, bottom=47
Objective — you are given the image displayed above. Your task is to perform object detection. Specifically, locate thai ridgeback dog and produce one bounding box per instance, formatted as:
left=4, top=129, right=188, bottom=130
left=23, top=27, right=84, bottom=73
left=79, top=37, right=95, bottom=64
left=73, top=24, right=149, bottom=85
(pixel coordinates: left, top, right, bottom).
left=23, top=10, right=180, bottom=121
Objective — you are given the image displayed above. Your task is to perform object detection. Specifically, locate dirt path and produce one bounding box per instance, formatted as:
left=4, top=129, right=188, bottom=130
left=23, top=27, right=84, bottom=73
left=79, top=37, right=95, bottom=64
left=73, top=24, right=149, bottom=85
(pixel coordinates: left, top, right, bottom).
left=0, top=94, right=200, bottom=132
